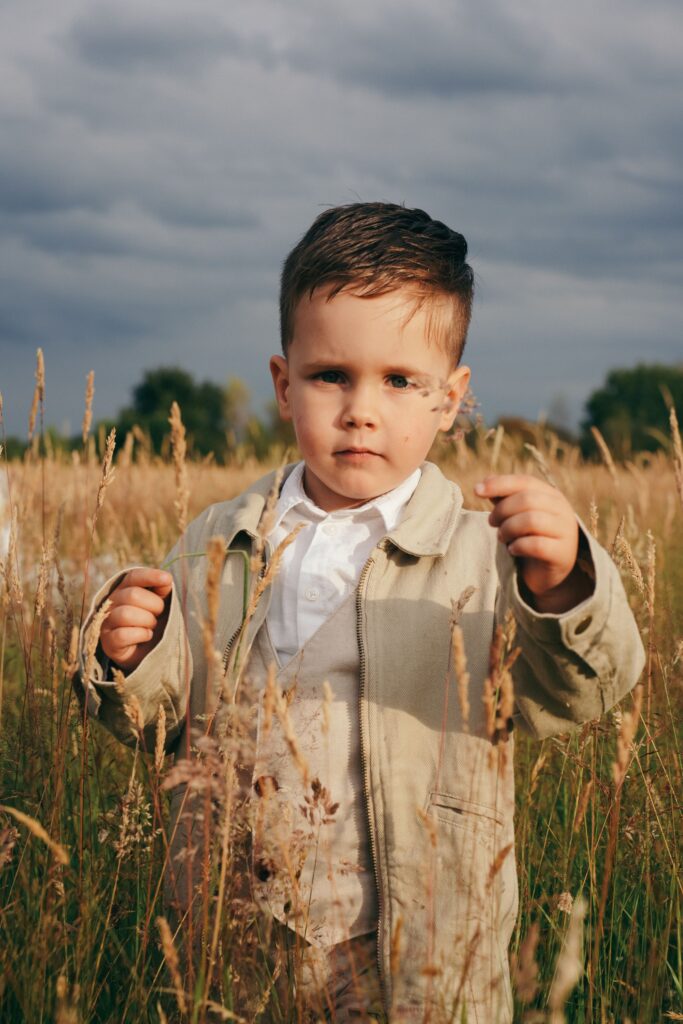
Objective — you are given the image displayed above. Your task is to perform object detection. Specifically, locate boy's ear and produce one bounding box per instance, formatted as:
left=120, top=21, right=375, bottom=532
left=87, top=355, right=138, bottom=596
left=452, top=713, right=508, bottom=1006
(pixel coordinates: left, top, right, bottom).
left=439, top=365, right=471, bottom=431
left=269, top=355, right=292, bottom=420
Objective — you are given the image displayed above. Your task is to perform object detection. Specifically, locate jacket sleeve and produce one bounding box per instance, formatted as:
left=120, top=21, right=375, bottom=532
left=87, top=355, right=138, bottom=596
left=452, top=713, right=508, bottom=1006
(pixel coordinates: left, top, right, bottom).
left=75, top=532, right=193, bottom=752
left=495, top=519, right=646, bottom=739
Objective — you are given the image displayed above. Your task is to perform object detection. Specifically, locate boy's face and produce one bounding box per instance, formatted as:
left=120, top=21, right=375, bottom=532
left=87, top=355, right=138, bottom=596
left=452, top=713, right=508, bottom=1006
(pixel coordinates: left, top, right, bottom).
left=270, top=287, right=470, bottom=512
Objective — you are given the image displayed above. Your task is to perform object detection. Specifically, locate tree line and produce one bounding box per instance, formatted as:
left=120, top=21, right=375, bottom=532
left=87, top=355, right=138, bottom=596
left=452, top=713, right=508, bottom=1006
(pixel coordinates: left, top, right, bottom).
left=3, top=362, right=682, bottom=462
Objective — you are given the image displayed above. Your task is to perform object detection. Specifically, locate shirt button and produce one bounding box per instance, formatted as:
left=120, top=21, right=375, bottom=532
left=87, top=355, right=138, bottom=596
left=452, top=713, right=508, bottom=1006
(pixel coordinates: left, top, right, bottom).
left=305, top=587, right=319, bottom=601
left=322, top=523, right=337, bottom=536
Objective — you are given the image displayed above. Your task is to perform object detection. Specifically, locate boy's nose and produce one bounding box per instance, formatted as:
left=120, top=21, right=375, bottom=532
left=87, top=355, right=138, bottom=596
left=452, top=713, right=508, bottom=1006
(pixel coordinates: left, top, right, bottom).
left=342, top=387, right=379, bottom=428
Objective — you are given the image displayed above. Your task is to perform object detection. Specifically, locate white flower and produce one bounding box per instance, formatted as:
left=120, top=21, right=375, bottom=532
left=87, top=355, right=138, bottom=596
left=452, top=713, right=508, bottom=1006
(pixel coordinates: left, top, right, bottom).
left=556, top=891, right=573, bottom=915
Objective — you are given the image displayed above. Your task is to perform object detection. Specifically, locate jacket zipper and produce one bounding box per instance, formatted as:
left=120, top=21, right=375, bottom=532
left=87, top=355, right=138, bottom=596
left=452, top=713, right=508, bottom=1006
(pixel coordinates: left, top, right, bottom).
left=356, top=554, right=389, bottom=1013
left=221, top=543, right=270, bottom=676
left=221, top=625, right=242, bottom=674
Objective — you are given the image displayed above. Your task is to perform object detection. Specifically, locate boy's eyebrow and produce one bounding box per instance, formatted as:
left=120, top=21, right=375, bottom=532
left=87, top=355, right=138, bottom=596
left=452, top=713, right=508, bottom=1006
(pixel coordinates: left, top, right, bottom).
left=299, top=359, right=428, bottom=377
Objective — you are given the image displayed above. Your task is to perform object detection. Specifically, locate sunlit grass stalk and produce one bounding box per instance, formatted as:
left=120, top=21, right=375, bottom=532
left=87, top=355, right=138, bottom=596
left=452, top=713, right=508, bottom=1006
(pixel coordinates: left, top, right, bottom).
left=668, top=402, right=683, bottom=509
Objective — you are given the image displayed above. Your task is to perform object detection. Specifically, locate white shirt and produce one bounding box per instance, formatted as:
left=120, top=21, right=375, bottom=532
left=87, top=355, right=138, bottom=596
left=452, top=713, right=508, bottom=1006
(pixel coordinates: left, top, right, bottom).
left=266, top=462, right=421, bottom=665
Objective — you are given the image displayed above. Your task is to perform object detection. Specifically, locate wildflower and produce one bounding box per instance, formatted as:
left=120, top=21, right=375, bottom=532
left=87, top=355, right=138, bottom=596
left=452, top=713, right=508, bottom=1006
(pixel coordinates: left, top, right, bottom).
left=556, top=891, right=573, bottom=915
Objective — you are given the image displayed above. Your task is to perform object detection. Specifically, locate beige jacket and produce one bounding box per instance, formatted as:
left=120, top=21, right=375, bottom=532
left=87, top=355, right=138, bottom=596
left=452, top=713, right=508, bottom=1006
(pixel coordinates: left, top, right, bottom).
left=78, top=461, right=645, bottom=1022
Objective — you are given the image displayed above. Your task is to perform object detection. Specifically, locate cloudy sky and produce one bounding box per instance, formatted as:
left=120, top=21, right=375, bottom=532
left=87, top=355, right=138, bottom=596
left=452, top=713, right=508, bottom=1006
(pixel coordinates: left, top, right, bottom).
left=1, top=0, right=681, bottom=438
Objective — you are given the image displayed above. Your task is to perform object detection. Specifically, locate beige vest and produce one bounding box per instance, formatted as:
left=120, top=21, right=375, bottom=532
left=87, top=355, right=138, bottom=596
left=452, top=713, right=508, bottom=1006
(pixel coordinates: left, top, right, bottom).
left=244, top=592, right=378, bottom=948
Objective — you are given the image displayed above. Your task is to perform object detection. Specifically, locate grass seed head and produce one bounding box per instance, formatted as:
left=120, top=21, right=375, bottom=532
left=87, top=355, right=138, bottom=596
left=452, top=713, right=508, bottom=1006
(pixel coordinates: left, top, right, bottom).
left=28, top=348, right=45, bottom=442
left=613, top=684, right=643, bottom=788
left=154, top=703, right=167, bottom=773
left=169, top=401, right=189, bottom=535
left=156, top=916, right=187, bottom=1014
left=646, top=529, right=656, bottom=620
left=62, top=625, right=79, bottom=680
left=81, top=370, right=95, bottom=448
left=94, top=429, right=116, bottom=518
left=83, top=599, right=112, bottom=684
left=2, top=507, right=23, bottom=608
left=451, top=624, right=470, bottom=731
left=591, top=425, right=619, bottom=485
left=34, top=542, right=52, bottom=619
left=614, top=531, right=646, bottom=596
left=669, top=403, right=683, bottom=507
left=0, top=804, right=69, bottom=865
left=510, top=920, right=540, bottom=1004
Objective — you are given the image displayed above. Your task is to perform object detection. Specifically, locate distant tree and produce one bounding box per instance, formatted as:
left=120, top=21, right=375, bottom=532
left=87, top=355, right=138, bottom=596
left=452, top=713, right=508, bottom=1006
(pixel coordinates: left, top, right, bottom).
left=106, top=366, right=302, bottom=462
left=263, top=399, right=297, bottom=452
left=115, top=367, right=230, bottom=458
left=223, top=376, right=254, bottom=455
left=2, top=436, right=28, bottom=460
left=581, top=363, right=683, bottom=457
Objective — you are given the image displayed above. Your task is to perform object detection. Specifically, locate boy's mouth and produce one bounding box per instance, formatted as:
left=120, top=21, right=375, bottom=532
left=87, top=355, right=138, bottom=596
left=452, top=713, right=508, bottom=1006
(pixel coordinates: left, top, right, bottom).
left=335, top=447, right=381, bottom=459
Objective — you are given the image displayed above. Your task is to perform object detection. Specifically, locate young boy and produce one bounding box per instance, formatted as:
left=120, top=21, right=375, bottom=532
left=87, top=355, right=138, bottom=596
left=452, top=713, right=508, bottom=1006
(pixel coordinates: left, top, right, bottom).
left=79, top=203, right=644, bottom=1022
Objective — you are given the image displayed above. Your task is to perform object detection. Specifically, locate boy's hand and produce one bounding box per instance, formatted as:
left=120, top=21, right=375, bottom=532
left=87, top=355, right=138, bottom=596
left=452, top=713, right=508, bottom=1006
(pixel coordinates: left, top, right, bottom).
left=100, top=568, right=173, bottom=672
left=475, top=475, right=594, bottom=614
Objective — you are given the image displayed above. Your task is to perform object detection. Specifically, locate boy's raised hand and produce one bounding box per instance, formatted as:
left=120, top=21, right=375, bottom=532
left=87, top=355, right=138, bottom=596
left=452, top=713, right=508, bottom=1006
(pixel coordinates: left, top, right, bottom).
left=475, top=474, right=594, bottom=614
left=99, top=568, right=173, bottom=672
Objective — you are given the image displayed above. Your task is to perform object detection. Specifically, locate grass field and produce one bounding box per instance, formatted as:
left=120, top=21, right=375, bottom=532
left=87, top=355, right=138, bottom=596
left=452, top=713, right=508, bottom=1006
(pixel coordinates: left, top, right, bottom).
left=0, top=406, right=681, bottom=1022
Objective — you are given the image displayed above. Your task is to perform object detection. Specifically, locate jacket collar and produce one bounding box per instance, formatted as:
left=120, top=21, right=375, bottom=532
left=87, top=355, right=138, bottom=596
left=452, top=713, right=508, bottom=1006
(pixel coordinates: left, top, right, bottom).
left=225, top=461, right=463, bottom=558
left=221, top=464, right=299, bottom=548
left=385, top=461, right=464, bottom=557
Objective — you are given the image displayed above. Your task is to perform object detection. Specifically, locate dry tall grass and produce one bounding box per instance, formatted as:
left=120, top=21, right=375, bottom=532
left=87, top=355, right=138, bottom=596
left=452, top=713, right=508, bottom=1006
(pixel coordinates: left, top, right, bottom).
left=0, top=401, right=681, bottom=1022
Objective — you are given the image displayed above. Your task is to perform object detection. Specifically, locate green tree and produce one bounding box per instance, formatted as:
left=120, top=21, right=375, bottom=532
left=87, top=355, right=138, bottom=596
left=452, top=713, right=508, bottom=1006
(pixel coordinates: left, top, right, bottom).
left=581, top=363, right=683, bottom=458
left=115, top=367, right=230, bottom=458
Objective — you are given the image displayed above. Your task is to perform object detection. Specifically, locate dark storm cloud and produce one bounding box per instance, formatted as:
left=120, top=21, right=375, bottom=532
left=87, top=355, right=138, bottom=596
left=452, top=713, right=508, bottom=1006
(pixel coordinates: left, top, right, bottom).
left=0, top=111, right=261, bottom=264
left=1, top=270, right=151, bottom=346
left=144, top=197, right=260, bottom=232
left=18, top=219, right=135, bottom=259
left=281, top=5, right=572, bottom=99
left=66, top=1, right=584, bottom=101
left=0, top=0, right=681, bottom=437
left=69, top=8, right=242, bottom=74
left=0, top=151, right=105, bottom=216
left=0, top=310, right=34, bottom=346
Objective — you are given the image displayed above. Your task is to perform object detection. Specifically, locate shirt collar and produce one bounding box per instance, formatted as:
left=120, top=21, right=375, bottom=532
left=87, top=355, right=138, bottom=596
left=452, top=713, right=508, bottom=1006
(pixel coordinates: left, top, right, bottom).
left=231, top=461, right=463, bottom=557
left=271, top=460, right=422, bottom=534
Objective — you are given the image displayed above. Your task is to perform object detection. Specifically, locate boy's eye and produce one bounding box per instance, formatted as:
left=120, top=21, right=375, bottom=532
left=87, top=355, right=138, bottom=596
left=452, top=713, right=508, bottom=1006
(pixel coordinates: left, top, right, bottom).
left=388, top=374, right=412, bottom=389
left=315, top=370, right=344, bottom=384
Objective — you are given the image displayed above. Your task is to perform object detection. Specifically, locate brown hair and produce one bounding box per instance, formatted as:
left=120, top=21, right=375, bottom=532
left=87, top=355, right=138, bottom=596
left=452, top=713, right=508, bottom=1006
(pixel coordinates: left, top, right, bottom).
left=279, top=202, right=474, bottom=365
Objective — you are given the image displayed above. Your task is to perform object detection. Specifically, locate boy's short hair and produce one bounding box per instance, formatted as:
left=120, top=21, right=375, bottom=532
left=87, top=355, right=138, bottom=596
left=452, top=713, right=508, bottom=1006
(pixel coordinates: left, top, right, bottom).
left=279, top=202, right=474, bottom=366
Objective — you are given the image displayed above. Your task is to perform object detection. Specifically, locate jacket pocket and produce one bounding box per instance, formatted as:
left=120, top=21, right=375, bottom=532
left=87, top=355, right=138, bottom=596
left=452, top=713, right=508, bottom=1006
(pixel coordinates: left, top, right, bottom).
left=421, top=791, right=515, bottom=1022
left=425, top=789, right=515, bottom=927
left=421, top=789, right=512, bottom=924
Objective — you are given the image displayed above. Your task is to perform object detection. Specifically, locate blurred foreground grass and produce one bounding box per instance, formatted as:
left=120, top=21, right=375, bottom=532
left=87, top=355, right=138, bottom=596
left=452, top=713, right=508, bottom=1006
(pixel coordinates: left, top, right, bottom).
left=0, top=422, right=681, bottom=1023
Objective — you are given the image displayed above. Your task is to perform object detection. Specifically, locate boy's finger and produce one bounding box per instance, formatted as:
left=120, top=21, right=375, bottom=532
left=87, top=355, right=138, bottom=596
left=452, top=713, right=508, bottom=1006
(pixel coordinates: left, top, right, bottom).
left=487, top=489, right=564, bottom=527
left=496, top=511, right=565, bottom=544
left=119, top=568, right=173, bottom=596
left=101, top=626, right=155, bottom=651
left=110, top=586, right=167, bottom=616
left=105, top=605, right=159, bottom=630
left=474, top=474, right=550, bottom=500
left=505, top=534, right=564, bottom=562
